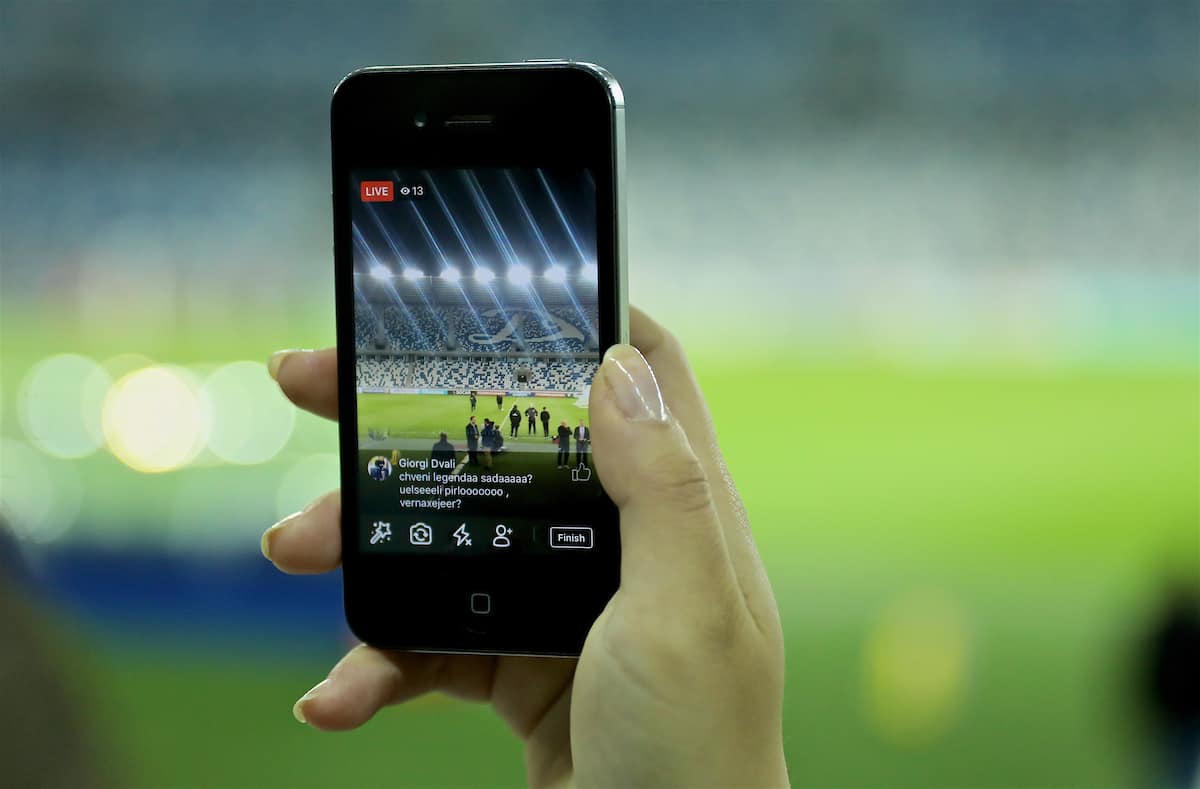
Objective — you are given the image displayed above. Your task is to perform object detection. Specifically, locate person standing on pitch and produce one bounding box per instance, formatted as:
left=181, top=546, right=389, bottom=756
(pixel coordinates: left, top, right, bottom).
left=431, top=432, right=457, bottom=466
left=540, top=405, right=551, bottom=438
left=574, top=418, right=591, bottom=468
left=556, top=420, right=571, bottom=469
left=496, top=393, right=503, bottom=411
left=465, top=416, right=479, bottom=466
left=525, top=404, right=538, bottom=435
left=509, top=403, right=522, bottom=438
left=469, top=391, right=477, bottom=413
left=480, top=419, right=495, bottom=469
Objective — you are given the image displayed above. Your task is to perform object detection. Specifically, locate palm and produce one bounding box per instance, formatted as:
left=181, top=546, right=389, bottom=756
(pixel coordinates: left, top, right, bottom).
left=372, top=596, right=653, bottom=787
left=488, top=613, right=631, bottom=787
left=424, top=604, right=618, bottom=787
left=491, top=655, right=576, bottom=785
left=266, top=307, right=787, bottom=788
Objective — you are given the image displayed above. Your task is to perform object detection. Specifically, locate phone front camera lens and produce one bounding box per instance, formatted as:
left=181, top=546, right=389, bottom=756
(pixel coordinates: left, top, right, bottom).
left=413, top=112, right=427, bottom=128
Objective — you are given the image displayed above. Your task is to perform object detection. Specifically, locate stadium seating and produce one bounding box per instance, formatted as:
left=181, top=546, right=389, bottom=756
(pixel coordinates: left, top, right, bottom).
left=356, top=356, right=408, bottom=387
left=354, top=303, right=597, bottom=355
left=379, top=305, right=444, bottom=352
left=354, top=312, right=377, bottom=350
left=354, top=302, right=599, bottom=392
left=355, top=354, right=597, bottom=392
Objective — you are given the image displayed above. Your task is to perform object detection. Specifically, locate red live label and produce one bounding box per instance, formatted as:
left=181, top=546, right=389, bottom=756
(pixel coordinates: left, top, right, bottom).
left=360, top=181, right=394, bottom=202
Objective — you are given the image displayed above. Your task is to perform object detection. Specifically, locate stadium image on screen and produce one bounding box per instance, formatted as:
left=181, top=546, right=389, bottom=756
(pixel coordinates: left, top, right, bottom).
left=351, top=166, right=603, bottom=535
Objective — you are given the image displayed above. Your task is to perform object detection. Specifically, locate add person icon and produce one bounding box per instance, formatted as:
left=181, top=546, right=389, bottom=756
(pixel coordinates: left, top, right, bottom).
left=492, top=524, right=512, bottom=549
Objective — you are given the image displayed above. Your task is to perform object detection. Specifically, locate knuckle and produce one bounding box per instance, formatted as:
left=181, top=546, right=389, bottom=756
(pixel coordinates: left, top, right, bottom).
left=615, top=594, right=752, bottom=673
left=651, top=452, right=715, bottom=516
left=658, top=326, right=687, bottom=360
left=690, top=593, right=748, bottom=652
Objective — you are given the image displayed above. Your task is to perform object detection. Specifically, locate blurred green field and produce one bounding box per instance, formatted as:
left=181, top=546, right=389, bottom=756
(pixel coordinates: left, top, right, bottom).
left=60, top=354, right=1196, bottom=788
left=3, top=2, right=1199, bottom=781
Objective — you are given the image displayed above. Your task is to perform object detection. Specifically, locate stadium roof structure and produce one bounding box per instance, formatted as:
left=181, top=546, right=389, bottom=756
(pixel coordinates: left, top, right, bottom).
left=355, top=266, right=597, bottom=307
left=351, top=167, right=599, bottom=309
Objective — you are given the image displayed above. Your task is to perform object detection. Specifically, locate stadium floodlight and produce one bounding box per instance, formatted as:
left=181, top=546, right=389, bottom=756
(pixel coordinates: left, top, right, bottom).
left=508, top=262, right=532, bottom=286
left=581, top=262, right=598, bottom=283
left=402, top=267, right=423, bottom=281
left=369, top=263, right=390, bottom=281
left=545, top=264, right=567, bottom=284
left=440, top=266, right=462, bottom=283
left=475, top=266, right=496, bottom=284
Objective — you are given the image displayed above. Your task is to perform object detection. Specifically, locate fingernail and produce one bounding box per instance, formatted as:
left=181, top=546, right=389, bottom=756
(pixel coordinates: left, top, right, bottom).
left=262, top=508, right=308, bottom=562
left=293, top=679, right=328, bottom=724
left=267, top=350, right=297, bottom=381
left=601, top=345, right=667, bottom=422
left=260, top=525, right=277, bottom=561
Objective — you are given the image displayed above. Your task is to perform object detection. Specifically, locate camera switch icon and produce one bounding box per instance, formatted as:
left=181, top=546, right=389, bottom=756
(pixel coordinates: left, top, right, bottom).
left=409, top=522, right=433, bottom=546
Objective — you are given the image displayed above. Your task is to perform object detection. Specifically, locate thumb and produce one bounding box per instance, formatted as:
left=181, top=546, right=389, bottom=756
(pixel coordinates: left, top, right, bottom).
left=589, top=345, right=736, bottom=599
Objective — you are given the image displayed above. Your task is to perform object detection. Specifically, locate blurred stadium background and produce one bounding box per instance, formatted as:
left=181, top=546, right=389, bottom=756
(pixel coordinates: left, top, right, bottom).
left=1, top=1, right=1197, bottom=787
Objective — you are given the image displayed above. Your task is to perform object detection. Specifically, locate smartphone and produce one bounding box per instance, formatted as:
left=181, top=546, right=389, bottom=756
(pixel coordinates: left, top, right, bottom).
left=331, top=62, right=626, bottom=656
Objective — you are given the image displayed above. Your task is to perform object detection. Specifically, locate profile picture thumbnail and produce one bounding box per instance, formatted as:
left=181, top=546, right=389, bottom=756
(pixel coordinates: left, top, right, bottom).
left=366, top=455, right=392, bottom=481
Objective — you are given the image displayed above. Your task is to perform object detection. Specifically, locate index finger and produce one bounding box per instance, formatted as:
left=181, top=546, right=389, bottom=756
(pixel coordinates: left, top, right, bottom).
left=269, top=348, right=338, bottom=421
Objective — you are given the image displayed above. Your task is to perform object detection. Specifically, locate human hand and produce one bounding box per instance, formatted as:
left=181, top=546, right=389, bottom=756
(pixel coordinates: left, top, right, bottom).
left=261, top=306, right=788, bottom=787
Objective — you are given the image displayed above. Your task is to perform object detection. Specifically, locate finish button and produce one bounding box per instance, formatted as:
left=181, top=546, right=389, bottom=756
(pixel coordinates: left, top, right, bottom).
left=549, top=526, right=593, bottom=550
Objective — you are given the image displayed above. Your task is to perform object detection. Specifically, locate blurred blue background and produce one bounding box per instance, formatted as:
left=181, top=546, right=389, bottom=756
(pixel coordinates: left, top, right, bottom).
left=1, top=1, right=1197, bottom=787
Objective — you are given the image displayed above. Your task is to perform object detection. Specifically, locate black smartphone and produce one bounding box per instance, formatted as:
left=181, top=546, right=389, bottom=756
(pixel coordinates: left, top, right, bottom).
left=331, top=62, right=627, bottom=656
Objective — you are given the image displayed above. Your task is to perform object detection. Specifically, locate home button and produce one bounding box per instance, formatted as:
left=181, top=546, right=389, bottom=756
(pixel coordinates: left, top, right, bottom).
left=469, top=592, right=492, bottom=615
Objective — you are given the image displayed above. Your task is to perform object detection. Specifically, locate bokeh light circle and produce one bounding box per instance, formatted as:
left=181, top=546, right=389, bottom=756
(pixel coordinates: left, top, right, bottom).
left=0, top=438, right=80, bottom=542
left=102, top=366, right=208, bottom=473
left=17, top=354, right=112, bottom=458
left=862, top=590, right=971, bottom=746
left=200, top=361, right=296, bottom=465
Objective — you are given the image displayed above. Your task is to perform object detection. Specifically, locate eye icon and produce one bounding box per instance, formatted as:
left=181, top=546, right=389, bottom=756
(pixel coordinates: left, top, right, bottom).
left=409, top=522, right=433, bottom=546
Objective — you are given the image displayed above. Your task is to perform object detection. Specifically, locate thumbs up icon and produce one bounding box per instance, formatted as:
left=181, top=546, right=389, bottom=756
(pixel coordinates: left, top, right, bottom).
left=571, top=463, right=592, bottom=482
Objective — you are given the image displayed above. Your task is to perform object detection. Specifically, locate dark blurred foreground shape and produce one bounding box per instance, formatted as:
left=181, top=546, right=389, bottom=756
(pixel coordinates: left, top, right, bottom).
left=1138, top=578, right=1200, bottom=789
left=0, top=530, right=110, bottom=789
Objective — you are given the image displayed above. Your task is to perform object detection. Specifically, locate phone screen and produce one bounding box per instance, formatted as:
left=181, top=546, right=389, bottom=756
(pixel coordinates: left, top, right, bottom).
left=351, top=166, right=606, bottom=557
